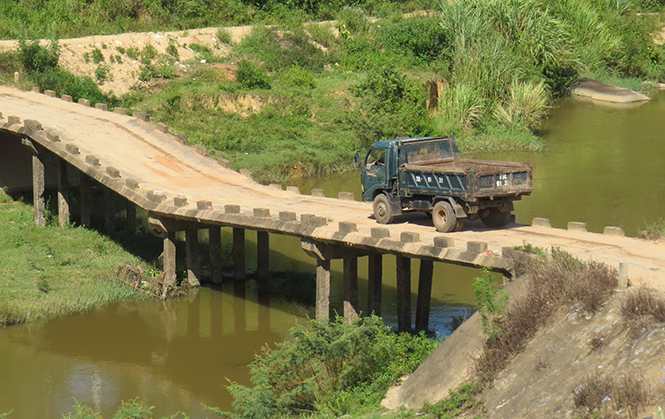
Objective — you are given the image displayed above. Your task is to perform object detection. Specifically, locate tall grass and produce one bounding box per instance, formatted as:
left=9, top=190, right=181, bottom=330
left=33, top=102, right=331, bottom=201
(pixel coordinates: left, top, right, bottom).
left=0, top=191, right=146, bottom=326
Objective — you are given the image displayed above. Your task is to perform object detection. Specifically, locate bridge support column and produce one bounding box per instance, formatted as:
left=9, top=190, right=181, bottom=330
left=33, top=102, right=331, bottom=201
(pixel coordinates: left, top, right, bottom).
left=343, top=256, right=359, bottom=321
left=104, top=188, right=116, bottom=234
left=233, top=228, right=246, bottom=280
left=32, top=153, right=46, bottom=227
left=80, top=174, right=91, bottom=228
left=208, top=226, right=223, bottom=284
left=56, top=158, right=70, bottom=228
left=126, top=200, right=136, bottom=233
left=186, top=227, right=201, bottom=286
left=257, top=231, right=270, bottom=278
left=316, top=258, right=331, bottom=321
left=163, top=231, right=177, bottom=289
left=415, top=260, right=434, bottom=333
left=396, top=255, right=412, bottom=333
left=367, top=253, right=383, bottom=316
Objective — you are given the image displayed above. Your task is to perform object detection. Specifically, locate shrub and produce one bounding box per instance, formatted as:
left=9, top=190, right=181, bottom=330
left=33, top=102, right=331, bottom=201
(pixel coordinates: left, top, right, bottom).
left=641, top=218, right=665, bottom=240
left=221, top=316, right=439, bottom=418
left=473, top=268, right=509, bottom=344
left=279, top=66, right=316, bottom=89
left=166, top=44, right=179, bottom=60
left=493, top=79, right=550, bottom=132
left=18, top=38, right=59, bottom=73
left=216, top=28, right=233, bottom=44
left=94, top=64, right=111, bottom=84
left=33, top=68, right=111, bottom=105
left=91, top=47, right=104, bottom=63
left=620, top=287, right=665, bottom=323
left=380, top=16, right=450, bottom=65
left=236, top=60, right=271, bottom=89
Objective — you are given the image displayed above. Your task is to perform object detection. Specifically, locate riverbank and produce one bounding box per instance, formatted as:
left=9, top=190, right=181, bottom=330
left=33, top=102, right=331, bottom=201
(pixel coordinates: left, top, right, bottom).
left=0, top=190, right=148, bottom=326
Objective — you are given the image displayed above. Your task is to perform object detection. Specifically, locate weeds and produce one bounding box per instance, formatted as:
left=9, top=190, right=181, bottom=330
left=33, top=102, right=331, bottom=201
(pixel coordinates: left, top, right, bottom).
left=621, top=287, right=665, bottom=323
left=641, top=218, right=665, bottom=240
left=574, top=374, right=648, bottom=419
left=420, top=381, right=484, bottom=418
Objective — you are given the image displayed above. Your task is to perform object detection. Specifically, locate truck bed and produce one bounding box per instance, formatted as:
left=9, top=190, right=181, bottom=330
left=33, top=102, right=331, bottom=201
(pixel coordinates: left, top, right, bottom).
left=404, top=158, right=531, bottom=176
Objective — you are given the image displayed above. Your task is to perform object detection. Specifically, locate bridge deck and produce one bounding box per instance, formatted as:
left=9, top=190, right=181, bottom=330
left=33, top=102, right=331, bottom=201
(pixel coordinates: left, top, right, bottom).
left=2, top=86, right=665, bottom=288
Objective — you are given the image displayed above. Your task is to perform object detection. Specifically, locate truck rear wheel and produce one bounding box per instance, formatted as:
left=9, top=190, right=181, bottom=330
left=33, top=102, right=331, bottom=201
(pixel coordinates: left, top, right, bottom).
left=432, top=201, right=457, bottom=232
left=373, top=194, right=394, bottom=224
left=481, top=208, right=511, bottom=228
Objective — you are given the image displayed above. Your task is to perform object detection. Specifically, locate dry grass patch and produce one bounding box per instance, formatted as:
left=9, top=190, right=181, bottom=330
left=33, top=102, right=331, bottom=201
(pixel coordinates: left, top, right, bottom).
left=573, top=374, right=649, bottom=419
left=476, top=249, right=618, bottom=379
left=620, top=287, right=665, bottom=339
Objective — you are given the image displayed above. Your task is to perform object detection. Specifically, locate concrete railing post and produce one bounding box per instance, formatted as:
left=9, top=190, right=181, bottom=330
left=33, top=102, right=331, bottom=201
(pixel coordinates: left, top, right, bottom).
left=396, top=255, right=412, bottom=332
left=343, top=256, right=359, bottom=321
left=416, top=260, right=434, bottom=333
left=367, top=253, right=383, bottom=316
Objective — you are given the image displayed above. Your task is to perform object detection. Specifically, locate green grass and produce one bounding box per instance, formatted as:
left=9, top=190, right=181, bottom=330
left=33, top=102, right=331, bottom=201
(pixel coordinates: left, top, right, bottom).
left=0, top=190, right=147, bottom=326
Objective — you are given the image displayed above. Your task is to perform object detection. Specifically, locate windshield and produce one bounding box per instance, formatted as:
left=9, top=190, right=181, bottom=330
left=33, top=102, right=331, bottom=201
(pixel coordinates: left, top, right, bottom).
left=403, top=139, right=458, bottom=164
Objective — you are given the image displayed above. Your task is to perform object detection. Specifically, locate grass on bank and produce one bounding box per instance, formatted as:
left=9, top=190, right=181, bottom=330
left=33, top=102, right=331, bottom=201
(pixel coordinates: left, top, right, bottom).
left=0, top=190, right=147, bottom=326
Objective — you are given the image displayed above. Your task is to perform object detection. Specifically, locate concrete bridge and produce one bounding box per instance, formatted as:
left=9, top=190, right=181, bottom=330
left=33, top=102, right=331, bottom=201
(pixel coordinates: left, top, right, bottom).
left=2, top=86, right=665, bottom=332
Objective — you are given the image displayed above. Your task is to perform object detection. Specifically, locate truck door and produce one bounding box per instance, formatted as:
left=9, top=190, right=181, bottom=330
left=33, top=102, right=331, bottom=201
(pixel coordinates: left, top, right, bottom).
left=362, top=148, right=388, bottom=199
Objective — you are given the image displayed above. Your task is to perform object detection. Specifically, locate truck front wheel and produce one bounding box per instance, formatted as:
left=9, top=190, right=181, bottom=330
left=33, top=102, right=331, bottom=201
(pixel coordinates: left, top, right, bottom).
left=432, top=201, right=457, bottom=233
left=373, top=194, right=394, bottom=224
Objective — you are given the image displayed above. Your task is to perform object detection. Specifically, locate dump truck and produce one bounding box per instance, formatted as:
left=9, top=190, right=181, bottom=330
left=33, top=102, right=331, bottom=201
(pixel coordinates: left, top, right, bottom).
left=359, top=136, right=533, bottom=232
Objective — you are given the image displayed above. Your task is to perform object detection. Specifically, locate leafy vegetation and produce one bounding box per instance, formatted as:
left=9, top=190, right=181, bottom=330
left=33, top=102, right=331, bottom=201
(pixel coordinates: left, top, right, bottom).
left=0, top=190, right=147, bottom=326
left=210, top=316, right=439, bottom=418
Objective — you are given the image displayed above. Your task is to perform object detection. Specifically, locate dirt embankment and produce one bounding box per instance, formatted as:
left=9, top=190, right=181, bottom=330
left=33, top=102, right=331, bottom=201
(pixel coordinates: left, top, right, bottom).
left=385, top=286, right=665, bottom=418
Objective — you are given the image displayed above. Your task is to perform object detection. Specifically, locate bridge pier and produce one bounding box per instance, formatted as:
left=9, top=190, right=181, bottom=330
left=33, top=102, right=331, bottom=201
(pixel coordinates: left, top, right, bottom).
left=316, top=258, right=331, bottom=321
left=125, top=199, right=136, bottom=233
left=416, top=260, right=434, bottom=333
left=104, top=188, right=116, bottom=234
left=185, top=227, right=201, bottom=286
left=233, top=228, right=246, bottom=280
left=31, top=152, right=46, bottom=227
left=367, top=253, right=383, bottom=316
left=163, top=231, right=177, bottom=289
left=396, top=255, right=412, bottom=332
left=79, top=172, right=91, bottom=228
left=343, top=256, right=359, bottom=321
left=208, top=226, right=223, bottom=284
left=257, top=231, right=270, bottom=278
left=56, top=158, right=70, bottom=227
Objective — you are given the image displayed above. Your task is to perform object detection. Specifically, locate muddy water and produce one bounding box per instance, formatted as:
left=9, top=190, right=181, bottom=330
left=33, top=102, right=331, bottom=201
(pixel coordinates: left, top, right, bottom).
left=2, top=93, right=664, bottom=418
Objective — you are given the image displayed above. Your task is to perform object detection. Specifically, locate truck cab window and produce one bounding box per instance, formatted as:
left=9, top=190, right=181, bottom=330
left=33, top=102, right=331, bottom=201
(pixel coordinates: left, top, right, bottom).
left=365, top=149, right=386, bottom=170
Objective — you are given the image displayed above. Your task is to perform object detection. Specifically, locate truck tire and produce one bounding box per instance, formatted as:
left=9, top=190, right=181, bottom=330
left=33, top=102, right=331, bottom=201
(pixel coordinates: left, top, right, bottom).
left=432, top=201, right=457, bottom=232
left=454, top=219, right=465, bottom=231
left=481, top=208, right=511, bottom=228
left=373, top=194, right=394, bottom=224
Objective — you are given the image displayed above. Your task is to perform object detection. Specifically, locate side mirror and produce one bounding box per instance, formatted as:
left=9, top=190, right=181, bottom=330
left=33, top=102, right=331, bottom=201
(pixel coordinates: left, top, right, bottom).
left=354, top=151, right=360, bottom=167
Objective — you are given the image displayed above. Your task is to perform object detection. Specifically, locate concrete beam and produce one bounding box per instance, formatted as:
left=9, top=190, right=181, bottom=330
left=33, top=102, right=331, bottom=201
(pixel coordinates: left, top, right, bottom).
left=301, top=238, right=369, bottom=260
left=343, top=256, right=359, bottom=321
left=415, top=260, right=434, bottom=333
left=396, top=255, right=412, bottom=332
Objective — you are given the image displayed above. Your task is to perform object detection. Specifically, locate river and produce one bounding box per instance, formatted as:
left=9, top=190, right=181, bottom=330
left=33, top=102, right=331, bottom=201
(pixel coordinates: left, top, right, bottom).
left=1, top=93, right=664, bottom=418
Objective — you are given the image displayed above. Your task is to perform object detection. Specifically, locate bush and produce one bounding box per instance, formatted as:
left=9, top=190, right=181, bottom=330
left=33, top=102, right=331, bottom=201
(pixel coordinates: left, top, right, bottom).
left=236, top=60, right=271, bottom=89
left=380, top=16, right=450, bottom=65
left=33, top=68, right=112, bottom=105
left=574, top=374, right=648, bottom=419
left=91, top=47, right=104, bottom=63
left=278, top=66, right=315, bottom=89
left=18, top=38, right=59, bottom=73
left=221, top=316, right=439, bottom=418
